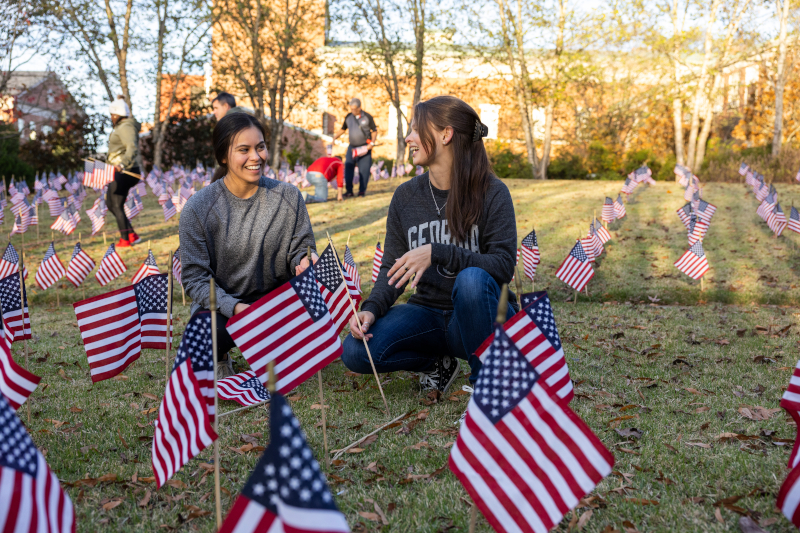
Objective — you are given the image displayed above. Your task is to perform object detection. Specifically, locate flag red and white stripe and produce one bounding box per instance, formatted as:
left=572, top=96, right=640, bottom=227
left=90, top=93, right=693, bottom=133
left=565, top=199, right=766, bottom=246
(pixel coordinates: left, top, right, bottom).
left=313, top=244, right=360, bottom=335
left=0, top=272, right=31, bottom=343
left=226, top=266, right=343, bottom=395
left=450, top=325, right=613, bottom=533
left=601, top=197, right=615, bottom=223
left=555, top=241, right=594, bottom=292
left=95, top=244, right=127, bottom=286
left=343, top=245, right=362, bottom=294
left=218, top=370, right=271, bottom=407
left=172, top=247, right=182, bottom=285
left=520, top=230, right=540, bottom=281
left=65, top=243, right=96, bottom=287
left=34, top=242, right=66, bottom=290
left=132, top=250, right=160, bottom=285
left=0, top=317, right=39, bottom=410
left=674, top=242, right=709, bottom=280
left=371, top=242, right=383, bottom=283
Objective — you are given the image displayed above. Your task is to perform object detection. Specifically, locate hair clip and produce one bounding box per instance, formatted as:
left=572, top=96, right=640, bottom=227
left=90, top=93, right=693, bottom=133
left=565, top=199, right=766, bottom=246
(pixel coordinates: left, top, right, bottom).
left=473, top=119, right=489, bottom=142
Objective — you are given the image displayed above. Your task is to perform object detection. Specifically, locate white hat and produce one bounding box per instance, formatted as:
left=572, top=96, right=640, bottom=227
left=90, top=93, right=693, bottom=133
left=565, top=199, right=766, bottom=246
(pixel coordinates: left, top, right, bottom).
left=109, top=99, right=130, bottom=117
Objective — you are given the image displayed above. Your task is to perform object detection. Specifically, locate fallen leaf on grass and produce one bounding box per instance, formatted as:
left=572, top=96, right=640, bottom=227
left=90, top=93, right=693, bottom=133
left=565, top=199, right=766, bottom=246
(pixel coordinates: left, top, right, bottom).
left=714, top=508, right=725, bottom=524
left=405, top=441, right=430, bottom=450
left=577, top=509, right=593, bottom=529
left=738, top=406, right=782, bottom=421
left=397, top=466, right=447, bottom=484
left=618, top=447, right=641, bottom=456
left=685, top=442, right=711, bottom=449
left=142, top=393, right=158, bottom=401
left=165, top=479, right=187, bottom=489
left=614, top=427, right=643, bottom=439
left=69, top=473, right=118, bottom=487
left=716, top=432, right=760, bottom=442
left=44, top=418, right=67, bottom=428
left=113, top=374, right=129, bottom=381
left=69, top=406, right=82, bottom=413
left=359, top=512, right=382, bottom=523
left=117, top=429, right=128, bottom=448
left=138, top=490, right=151, bottom=507
left=228, top=443, right=265, bottom=455
left=684, top=388, right=703, bottom=395
left=695, top=406, right=710, bottom=413
left=102, top=499, right=123, bottom=511
left=240, top=433, right=261, bottom=445
left=58, top=368, right=72, bottom=382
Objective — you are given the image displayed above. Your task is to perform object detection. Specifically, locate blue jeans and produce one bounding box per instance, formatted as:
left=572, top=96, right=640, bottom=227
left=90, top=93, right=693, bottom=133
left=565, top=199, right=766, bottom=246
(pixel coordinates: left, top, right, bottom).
left=306, top=171, right=330, bottom=203
left=342, top=267, right=515, bottom=383
left=344, top=145, right=371, bottom=194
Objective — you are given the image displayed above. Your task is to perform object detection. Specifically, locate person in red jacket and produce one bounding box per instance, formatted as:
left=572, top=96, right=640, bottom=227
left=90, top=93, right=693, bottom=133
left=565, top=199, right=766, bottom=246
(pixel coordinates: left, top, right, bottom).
left=305, top=156, right=344, bottom=203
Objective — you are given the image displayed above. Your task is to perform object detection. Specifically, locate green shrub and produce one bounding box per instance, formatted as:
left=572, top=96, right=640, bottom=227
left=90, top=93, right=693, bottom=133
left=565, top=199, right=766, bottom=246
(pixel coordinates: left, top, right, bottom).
left=548, top=152, right=587, bottom=180
left=586, top=141, right=619, bottom=176
left=655, top=154, right=676, bottom=181
left=0, top=123, right=35, bottom=182
left=486, top=140, right=533, bottom=179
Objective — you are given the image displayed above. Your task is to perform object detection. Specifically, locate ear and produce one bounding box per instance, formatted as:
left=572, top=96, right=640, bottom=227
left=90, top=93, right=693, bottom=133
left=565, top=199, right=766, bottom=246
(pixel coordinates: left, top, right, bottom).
left=442, top=126, right=454, bottom=146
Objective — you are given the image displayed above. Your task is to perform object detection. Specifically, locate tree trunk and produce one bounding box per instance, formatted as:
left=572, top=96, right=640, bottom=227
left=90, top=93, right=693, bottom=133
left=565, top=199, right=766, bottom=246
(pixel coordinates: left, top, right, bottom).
left=410, top=0, right=425, bottom=109
left=772, top=0, right=792, bottom=156
left=152, top=0, right=168, bottom=169
left=538, top=99, right=555, bottom=179
left=694, top=74, right=720, bottom=170
left=104, top=0, right=134, bottom=111
left=685, top=0, right=720, bottom=170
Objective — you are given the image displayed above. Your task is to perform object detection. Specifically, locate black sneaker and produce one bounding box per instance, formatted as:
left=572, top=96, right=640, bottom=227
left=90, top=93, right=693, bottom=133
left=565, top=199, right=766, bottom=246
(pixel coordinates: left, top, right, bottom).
left=419, top=355, right=460, bottom=395
left=343, top=192, right=355, bottom=198
left=357, top=191, right=366, bottom=197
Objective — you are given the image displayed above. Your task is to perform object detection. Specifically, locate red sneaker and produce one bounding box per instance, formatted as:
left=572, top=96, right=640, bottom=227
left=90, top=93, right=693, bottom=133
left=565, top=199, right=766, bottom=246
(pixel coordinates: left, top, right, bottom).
left=128, top=232, right=141, bottom=245
left=116, top=238, right=131, bottom=248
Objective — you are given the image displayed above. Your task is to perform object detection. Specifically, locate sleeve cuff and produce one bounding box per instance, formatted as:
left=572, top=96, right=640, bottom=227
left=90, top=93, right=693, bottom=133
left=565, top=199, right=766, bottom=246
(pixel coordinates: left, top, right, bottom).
left=219, top=296, right=239, bottom=319
left=360, top=301, right=383, bottom=321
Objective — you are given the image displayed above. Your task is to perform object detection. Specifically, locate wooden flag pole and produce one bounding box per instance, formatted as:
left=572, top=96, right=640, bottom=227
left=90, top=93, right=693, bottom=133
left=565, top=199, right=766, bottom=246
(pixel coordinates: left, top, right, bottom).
left=79, top=233, right=86, bottom=300
left=310, top=245, right=330, bottom=468
left=326, top=231, right=390, bottom=417
left=209, top=278, right=222, bottom=529
left=166, top=251, right=174, bottom=381
left=19, top=252, right=29, bottom=424
left=468, top=502, right=479, bottom=533
left=103, top=231, right=106, bottom=245
left=700, top=275, right=704, bottom=292
left=346, top=233, right=351, bottom=248
left=35, top=205, right=39, bottom=241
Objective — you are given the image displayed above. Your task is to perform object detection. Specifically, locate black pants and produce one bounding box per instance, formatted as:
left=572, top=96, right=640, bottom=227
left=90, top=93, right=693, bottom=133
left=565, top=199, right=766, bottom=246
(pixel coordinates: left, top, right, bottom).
left=106, top=168, right=139, bottom=240
left=344, top=145, right=372, bottom=194
left=192, top=308, right=236, bottom=358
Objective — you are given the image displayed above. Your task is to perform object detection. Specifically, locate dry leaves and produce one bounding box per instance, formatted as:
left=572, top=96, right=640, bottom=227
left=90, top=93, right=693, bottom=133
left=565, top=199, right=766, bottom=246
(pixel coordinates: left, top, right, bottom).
left=102, top=499, right=123, bottom=511
left=138, top=490, right=151, bottom=507
left=69, top=406, right=82, bottom=413
left=228, top=443, right=266, bottom=455
left=738, top=406, right=782, bottom=421
left=685, top=442, right=711, bottom=449
left=58, top=368, right=72, bottom=382
left=577, top=509, right=593, bottom=529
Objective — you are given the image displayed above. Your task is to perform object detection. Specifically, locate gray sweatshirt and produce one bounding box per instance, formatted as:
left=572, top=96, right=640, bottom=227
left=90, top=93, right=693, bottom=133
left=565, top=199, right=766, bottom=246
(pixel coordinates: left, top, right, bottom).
left=361, top=172, right=517, bottom=320
left=179, top=177, right=316, bottom=318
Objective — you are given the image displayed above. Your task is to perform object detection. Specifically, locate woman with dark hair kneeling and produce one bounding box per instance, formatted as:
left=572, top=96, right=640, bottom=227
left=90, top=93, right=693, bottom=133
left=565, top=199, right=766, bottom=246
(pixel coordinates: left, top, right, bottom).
left=342, top=96, right=517, bottom=397
left=179, top=113, right=317, bottom=378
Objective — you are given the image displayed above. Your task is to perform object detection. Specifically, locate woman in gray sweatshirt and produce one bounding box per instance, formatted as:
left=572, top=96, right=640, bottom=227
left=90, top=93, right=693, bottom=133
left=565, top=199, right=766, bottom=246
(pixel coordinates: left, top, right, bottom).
left=342, top=96, right=518, bottom=396
left=179, top=113, right=317, bottom=377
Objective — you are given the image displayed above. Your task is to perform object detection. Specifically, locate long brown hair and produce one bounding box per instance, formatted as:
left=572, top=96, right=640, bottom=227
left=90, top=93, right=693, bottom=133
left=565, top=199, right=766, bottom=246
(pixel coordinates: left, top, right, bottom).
left=211, top=113, right=266, bottom=183
left=412, top=96, right=491, bottom=244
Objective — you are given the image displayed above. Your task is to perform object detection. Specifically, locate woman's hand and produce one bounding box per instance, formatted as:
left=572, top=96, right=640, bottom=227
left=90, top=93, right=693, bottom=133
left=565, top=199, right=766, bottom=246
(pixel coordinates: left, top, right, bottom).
left=233, top=302, right=250, bottom=315
left=349, top=311, right=375, bottom=341
left=388, top=244, right=432, bottom=289
left=295, top=253, right=319, bottom=275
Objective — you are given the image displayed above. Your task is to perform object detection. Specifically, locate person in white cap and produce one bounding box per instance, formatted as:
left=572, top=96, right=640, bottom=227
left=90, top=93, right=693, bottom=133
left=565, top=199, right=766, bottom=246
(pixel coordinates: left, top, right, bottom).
left=106, top=96, right=142, bottom=247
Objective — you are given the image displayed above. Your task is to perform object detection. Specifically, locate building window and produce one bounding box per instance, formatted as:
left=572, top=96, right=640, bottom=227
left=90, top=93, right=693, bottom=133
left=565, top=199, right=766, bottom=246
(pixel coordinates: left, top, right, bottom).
left=479, top=104, right=501, bottom=140
left=47, top=92, right=55, bottom=104
left=17, top=119, right=24, bottom=132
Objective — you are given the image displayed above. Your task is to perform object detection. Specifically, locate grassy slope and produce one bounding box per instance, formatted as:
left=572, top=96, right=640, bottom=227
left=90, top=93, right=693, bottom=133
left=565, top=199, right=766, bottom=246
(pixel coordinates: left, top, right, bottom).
left=13, top=178, right=800, bottom=532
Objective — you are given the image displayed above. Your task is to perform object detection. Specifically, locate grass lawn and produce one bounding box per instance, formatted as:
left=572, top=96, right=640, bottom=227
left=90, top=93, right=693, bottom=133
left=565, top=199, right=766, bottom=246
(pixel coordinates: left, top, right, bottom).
left=12, top=178, right=800, bottom=532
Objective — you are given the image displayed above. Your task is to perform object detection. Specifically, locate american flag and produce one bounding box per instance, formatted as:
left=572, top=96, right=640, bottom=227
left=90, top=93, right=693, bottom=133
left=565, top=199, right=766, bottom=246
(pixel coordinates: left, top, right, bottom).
left=579, top=235, right=596, bottom=263
left=172, top=247, right=182, bottom=285
left=745, top=170, right=756, bottom=187
left=90, top=160, right=115, bottom=189
left=218, top=370, right=271, bottom=407
left=0, top=272, right=31, bottom=343
left=755, top=181, right=768, bottom=202
left=45, top=193, right=63, bottom=217
left=520, top=230, right=540, bottom=280
left=151, top=311, right=216, bottom=488
left=34, top=242, right=66, bottom=290
left=675, top=164, right=692, bottom=186
left=371, top=242, right=383, bottom=283
left=449, top=324, right=613, bottom=533
left=50, top=205, right=78, bottom=235
left=738, top=162, right=749, bottom=176
left=314, top=244, right=360, bottom=334
left=132, top=250, right=160, bottom=284
left=788, top=206, right=800, bottom=234
left=757, top=190, right=776, bottom=221
left=687, top=215, right=709, bottom=245
left=694, top=199, right=716, bottom=223
left=83, top=160, right=94, bottom=184
left=65, top=243, right=96, bottom=287
left=674, top=242, right=709, bottom=280
left=587, top=222, right=604, bottom=257
left=0, top=312, right=39, bottom=410
left=778, top=356, right=800, bottom=528
left=10, top=213, right=28, bottom=236
left=476, top=291, right=573, bottom=403
left=621, top=177, right=637, bottom=194
left=27, top=200, right=38, bottom=226
left=74, top=273, right=171, bottom=381
left=136, top=181, right=147, bottom=197
left=593, top=218, right=611, bottom=243
left=601, top=197, right=615, bottom=223
left=219, top=393, right=349, bottom=533
left=8, top=178, right=16, bottom=196
left=684, top=182, right=696, bottom=202
left=87, top=198, right=106, bottom=235
left=0, top=244, right=28, bottom=280
left=226, top=266, right=343, bottom=394
left=768, top=203, right=787, bottom=236
left=124, top=195, right=142, bottom=219
left=677, top=203, right=692, bottom=229
left=778, top=466, right=800, bottom=529
left=162, top=197, right=177, bottom=221
left=95, top=243, right=127, bottom=286
left=555, top=240, right=594, bottom=292
left=343, top=245, right=362, bottom=293
left=0, top=189, right=6, bottom=210
left=780, top=356, right=800, bottom=469
left=613, top=194, right=626, bottom=219
left=0, top=393, right=76, bottom=533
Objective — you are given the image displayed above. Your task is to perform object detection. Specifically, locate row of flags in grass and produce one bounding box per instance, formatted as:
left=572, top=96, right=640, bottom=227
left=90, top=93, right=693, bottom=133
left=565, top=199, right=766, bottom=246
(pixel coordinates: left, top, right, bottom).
left=740, top=162, right=800, bottom=238
left=670, top=165, right=712, bottom=281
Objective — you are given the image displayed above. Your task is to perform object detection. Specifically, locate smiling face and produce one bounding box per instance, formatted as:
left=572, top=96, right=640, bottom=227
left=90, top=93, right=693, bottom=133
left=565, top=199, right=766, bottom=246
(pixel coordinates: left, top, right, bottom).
left=406, top=118, right=451, bottom=167
left=222, top=126, right=267, bottom=185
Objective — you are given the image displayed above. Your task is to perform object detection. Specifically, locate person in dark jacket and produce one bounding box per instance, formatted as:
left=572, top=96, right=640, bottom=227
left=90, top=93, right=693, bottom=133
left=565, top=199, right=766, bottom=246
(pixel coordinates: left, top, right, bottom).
left=106, top=97, right=141, bottom=247
left=332, top=98, right=377, bottom=198
left=342, top=96, right=517, bottom=397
